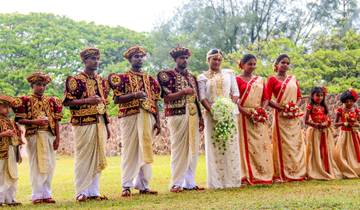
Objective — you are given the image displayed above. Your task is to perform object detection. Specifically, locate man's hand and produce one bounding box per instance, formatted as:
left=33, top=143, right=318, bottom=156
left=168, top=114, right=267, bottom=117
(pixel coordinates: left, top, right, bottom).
left=85, top=95, right=103, bottom=105
left=53, top=136, right=60, bottom=150
left=199, top=117, right=204, bottom=132
left=32, top=118, right=49, bottom=126
left=182, top=88, right=195, bottom=96
left=0, top=130, right=16, bottom=138
left=153, top=122, right=161, bottom=136
left=106, top=125, right=111, bottom=140
left=134, top=91, right=147, bottom=100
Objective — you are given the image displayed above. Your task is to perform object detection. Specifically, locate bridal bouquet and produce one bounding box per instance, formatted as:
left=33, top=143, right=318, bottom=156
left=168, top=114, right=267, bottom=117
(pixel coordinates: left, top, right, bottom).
left=281, top=101, right=303, bottom=119
left=344, top=111, right=358, bottom=127
left=250, top=107, right=269, bottom=125
left=211, top=97, right=237, bottom=154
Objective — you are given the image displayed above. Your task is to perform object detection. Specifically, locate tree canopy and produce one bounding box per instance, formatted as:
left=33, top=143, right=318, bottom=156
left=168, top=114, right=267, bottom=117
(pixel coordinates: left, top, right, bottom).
left=0, top=4, right=359, bottom=121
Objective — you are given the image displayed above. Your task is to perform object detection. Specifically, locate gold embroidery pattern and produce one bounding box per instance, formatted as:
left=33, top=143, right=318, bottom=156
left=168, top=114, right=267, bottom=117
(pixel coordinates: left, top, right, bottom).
left=205, top=70, right=224, bottom=102
left=86, top=79, right=97, bottom=97
left=158, top=71, right=169, bottom=82
left=127, top=71, right=157, bottom=114
left=286, top=164, right=299, bottom=177
left=18, top=95, right=62, bottom=136
left=72, top=73, right=108, bottom=118
left=71, top=106, right=101, bottom=117
left=255, top=165, right=266, bottom=176
left=68, top=77, right=78, bottom=91
left=119, top=108, right=140, bottom=117
left=0, top=117, right=20, bottom=159
left=82, top=116, right=97, bottom=123
left=110, top=74, right=121, bottom=86
left=118, top=100, right=140, bottom=109
left=11, top=97, right=22, bottom=108
left=169, top=71, right=188, bottom=108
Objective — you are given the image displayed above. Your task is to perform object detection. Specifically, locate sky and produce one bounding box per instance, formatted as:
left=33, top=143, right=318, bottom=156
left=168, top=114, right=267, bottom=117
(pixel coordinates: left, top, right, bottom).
left=0, top=0, right=185, bottom=32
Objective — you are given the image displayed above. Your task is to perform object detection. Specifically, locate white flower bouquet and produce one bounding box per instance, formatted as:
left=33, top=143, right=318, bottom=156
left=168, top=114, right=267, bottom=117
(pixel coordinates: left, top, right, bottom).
left=211, top=97, right=237, bottom=154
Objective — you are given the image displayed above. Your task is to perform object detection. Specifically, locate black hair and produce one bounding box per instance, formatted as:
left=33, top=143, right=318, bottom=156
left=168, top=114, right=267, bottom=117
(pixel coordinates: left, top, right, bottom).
left=240, top=54, right=257, bottom=65
left=340, top=90, right=356, bottom=103
left=309, top=87, right=328, bottom=114
left=208, top=48, right=223, bottom=56
left=275, top=54, right=290, bottom=65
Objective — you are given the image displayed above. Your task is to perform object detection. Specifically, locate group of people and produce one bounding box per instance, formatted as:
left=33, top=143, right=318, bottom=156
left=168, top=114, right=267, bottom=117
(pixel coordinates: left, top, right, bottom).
left=0, top=45, right=359, bottom=206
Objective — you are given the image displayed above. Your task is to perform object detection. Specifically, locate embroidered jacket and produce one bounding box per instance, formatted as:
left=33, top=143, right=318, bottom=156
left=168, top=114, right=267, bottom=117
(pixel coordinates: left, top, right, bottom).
left=63, top=72, right=109, bottom=126
left=0, top=115, right=22, bottom=160
left=108, top=70, right=160, bottom=118
left=12, top=95, right=63, bottom=136
left=157, top=69, right=202, bottom=117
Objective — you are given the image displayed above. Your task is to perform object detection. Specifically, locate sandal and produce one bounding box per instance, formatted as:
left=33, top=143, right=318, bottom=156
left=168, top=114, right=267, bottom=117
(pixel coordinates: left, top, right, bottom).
left=43, top=197, right=56, bottom=204
left=7, top=201, right=22, bottom=206
left=139, top=189, right=158, bottom=195
left=170, top=185, right=183, bottom=193
left=88, top=195, right=108, bottom=201
left=121, top=188, right=131, bottom=197
left=183, top=186, right=205, bottom=191
left=76, top=194, right=87, bottom=202
left=32, top=199, right=43, bottom=205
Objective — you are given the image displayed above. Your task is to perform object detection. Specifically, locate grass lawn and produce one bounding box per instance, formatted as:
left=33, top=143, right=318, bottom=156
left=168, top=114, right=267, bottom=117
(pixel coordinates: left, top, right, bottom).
left=8, top=155, right=360, bottom=209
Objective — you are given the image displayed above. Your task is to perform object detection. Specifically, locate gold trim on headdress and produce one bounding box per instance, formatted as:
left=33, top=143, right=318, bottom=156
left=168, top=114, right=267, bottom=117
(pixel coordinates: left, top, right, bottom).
left=123, top=45, right=146, bottom=60
left=80, top=47, right=100, bottom=61
left=169, top=45, right=192, bottom=59
left=27, top=72, right=52, bottom=85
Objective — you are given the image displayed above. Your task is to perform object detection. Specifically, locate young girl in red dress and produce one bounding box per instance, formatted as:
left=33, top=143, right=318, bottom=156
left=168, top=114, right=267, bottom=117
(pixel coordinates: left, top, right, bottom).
left=304, top=87, right=341, bottom=180
left=333, top=89, right=360, bottom=178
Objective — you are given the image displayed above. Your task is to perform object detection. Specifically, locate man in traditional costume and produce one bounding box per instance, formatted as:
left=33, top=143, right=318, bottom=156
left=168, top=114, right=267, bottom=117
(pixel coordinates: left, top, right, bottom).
left=0, top=95, right=22, bottom=206
left=157, top=46, right=204, bottom=193
left=13, top=72, right=62, bottom=204
left=108, top=46, right=160, bottom=197
left=63, top=48, right=110, bottom=202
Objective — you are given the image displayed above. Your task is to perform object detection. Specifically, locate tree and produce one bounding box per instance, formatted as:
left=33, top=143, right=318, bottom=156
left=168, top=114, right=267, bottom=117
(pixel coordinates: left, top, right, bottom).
left=0, top=13, right=151, bottom=120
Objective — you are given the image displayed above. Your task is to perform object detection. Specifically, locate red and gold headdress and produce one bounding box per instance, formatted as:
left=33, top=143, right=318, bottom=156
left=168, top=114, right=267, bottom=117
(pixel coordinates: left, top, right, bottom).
left=80, top=47, right=100, bottom=62
left=27, top=71, right=52, bottom=85
left=123, top=45, right=146, bottom=60
left=169, top=45, right=192, bottom=59
left=0, top=95, right=21, bottom=107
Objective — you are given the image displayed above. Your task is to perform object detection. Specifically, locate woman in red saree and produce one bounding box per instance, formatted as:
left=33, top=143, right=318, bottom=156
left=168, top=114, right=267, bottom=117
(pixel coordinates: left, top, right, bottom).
left=236, top=54, right=273, bottom=185
left=266, top=54, right=306, bottom=182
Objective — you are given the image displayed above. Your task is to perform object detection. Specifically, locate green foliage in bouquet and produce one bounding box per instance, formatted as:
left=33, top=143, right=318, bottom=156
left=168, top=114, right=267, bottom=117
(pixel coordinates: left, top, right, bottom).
left=211, top=97, right=237, bottom=154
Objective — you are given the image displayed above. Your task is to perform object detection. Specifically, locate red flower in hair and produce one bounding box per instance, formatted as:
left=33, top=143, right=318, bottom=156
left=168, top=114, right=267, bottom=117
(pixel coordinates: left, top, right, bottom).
left=349, top=88, right=358, bottom=101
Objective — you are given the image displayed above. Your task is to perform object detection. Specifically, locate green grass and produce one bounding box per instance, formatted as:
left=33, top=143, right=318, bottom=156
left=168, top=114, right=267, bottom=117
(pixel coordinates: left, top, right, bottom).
left=8, top=155, right=360, bottom=209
